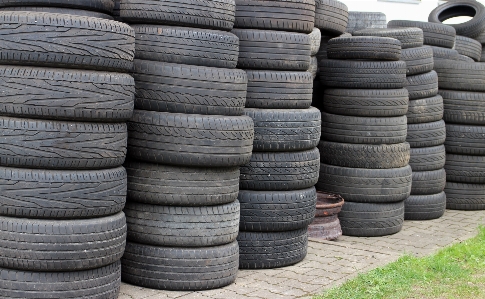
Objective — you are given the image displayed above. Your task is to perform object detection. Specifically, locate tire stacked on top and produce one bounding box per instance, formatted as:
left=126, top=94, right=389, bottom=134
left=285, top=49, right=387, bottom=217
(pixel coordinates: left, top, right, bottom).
left=231, top=0, right=319, bottom=269
left=316, top=34, right=412, bottom=237
left=118, top=0, right=253, bottom=291
left=0, top=1, right=135, bottom=298
left=346, top=11, right=386, bottom=34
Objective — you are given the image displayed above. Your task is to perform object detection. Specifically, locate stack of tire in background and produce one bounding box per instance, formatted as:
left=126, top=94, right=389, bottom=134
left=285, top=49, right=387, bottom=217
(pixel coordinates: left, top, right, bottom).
left=231, top=0, right=320, bottom=270
left=0, top=1, right=135, bottom=297
left=118, top=1, right=254, bottom=291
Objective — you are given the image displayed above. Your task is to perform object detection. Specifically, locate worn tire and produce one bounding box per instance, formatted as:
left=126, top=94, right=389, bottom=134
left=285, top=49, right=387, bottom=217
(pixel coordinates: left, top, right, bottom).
left=454, top=35, right=482, bottom=61
left=309, top=27, right=322, bottom=56
left=434, top=58, right=485, bottom=92
left=353, top=27, right=424, bottom=49
left=458, top=54, right=475, bottom=62
left=405, top=70, right=439, bottom=100
left=407, top=95, right=444, bottom=124
left=445, top=124, right=485, bottom=155
left=404, top=192, right=446, bottom=220
left=409, top=145, right=446, bottom=172
left=308, top=56, right=318, bottom=79
left=401, top=46, right=434, bottom=76
left=128, top=110, right=254, bottom=167
left=407, top=120, right=446, bottom=148
left=440, top=89, right=485, bottom=125
left=314, top=0, right=349, bottom=34
left=0, top=7, right=114, bottom=19
left=388, top=20, right=456, bottom=48
left=346, top=11, right=386, bottom=34
left=445, top=182, right=485, bottom=210
left=428, top=0, right=485, bottom=38
left=327, top=36, right=401, bottom=61
left=411, top=168, right=446, bottom=195
left=0, top=0, right=114, bottom=13
left=431, top=46, right=460, bottom=60
left=445, top=153, right=485, bottom=183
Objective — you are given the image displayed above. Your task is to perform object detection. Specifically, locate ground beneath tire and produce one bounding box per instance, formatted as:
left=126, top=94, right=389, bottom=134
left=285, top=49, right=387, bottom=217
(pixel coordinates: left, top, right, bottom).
left=119, top=209, right=485, bottom=299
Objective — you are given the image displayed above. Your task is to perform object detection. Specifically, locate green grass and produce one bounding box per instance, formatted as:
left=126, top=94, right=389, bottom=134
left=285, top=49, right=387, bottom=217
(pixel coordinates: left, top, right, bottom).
left=313, top=226, right=485, bottom=299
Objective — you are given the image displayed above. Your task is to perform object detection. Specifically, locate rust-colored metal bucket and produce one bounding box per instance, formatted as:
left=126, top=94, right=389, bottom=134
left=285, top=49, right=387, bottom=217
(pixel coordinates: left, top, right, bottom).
left=308, top=191, right=344, bottom=240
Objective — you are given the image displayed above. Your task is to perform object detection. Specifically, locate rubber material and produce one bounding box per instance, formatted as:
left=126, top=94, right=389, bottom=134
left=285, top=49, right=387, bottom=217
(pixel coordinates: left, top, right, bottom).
left=454, top=35, right=482, bottom=61
left=406, top=95, right=444, bottom=124
left=327, top=36, right=401, bottom=61
left=428, top=0, right=485, bottom=38
left=445, top=153, right=485, bottom=183
left=434, top=58, right=485, bottom=92
left=440, top=89, right=485, bottom=125
left=445, top=124, right=485, bottom=155
left=401, top=46, right=434, bottom=76
left=309, top=27, right=322, bottom=56
left=0, top=7, right=114, bottom=19
left=411, top=168, right=446, bottom=195
left=308, top=56, right=318, bottom=79
left=315, top=0, right=349, bottom=34
left=404, top=192, right=446, bottom=220
left=431, top=46, right=460, bottom=60
left=409, top=145, right=446, bottom=172
left=406, top=120, right=446, bottom=148
left=346, top=11, right=386, bottom=34
left=353, top=27, right=424, bottom=49
left=388, top=20, right=456, bottom=48
left=0, top=0, right=115, bottom=13
left=405, top=70, right=438, bottom=100
left=445, top=182, right=485, bottom=210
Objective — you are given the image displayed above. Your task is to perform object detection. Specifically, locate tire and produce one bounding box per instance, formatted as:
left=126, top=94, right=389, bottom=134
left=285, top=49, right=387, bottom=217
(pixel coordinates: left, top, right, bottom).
left=434, top=58, right=485, bottom=92
left=0, top=7, right=114, bottom=19
left=318, top=59, right=407, bottom=89
left=238, top=229, right=307, bottom=269
left=445, top=124, right=485, bottom=155
left=454, top=35, right=482, bottom=61
left=0, top=212, right=126, bottom=271
left=440, top=89, right=485, bottom=125
left=0, top=66, right=134, bottom=122
left=323, top=88, right=409, bottom=117
left=120, top=0, right=236, bottom=31
left=245, top=70, right=313, bottom=109
left=457, top=54, right=475, bottom=62
left=121, top=241, right=238, bottom=291
left=321, top=112, right=408, bottom=145
left=431, top=46, right=460, bottom=60
left=339, top=201, right=404, bottom=237
left=319, top=141, right=410, bottom=169
left=239, top=188, right=316, bottom=232
left=404, top=192, right=446, bottom=220
left=233, top=28, right=311, bottom=71
left=314, top=0, right=349, bottom=35
left=411, top=168, right=446, bottom=195
left=353, top=27, right=424, bottom=49
left=128, top=110, right=254, bottom=167
left=0, top=12, right=135, bottom=72
left=388, top=20, right=456, bottom=48
left=133, top=25, right=239, bottom=69
left=327, top=36, right=401, bottom=61
left=308, top=56, right=318, bottom=79
left=346, top=11, right=386, bottom=34
left=445, top=181, right=485, bottom=210
left=407, top=120, right=446, bottom=148
left=0, top=166, right=126, bottom=219
left=125, top=160, right=239, bottom=206
left=0, top=117, right=127, bottom=170
left=482, top=49, right=485, bottom=62
left=310, top=27, right=322, bottom=56
left=246, top=107, right=321, bottom=152
left=240, top=148, right=320, bottom=191
left=316, top=164, right=412, bottom=203
left=445, top=153, right=485, bottom=183
left=133, top=60, right=247, bottom=116
left=405, top=70, right=439, bottom=100
left=428, top=0, right=485, bottom=38
left=234, top=0, right=315, bottom=33
left=0, top=262, right=121, bottom=299
left=409, top=145, right=446, bottom=172
left=124, top=201, right=239, bottom=247
left=401, top=46, right=434, bottom=76
left=113, top=0, right=120, bottom=20
left=0, top=0, right=114, bottom=13
left=312, top=78, right=325, bottom=110
left=315, top=34, right=333, bottom=60
left=407, top=95, right=444, bottom=124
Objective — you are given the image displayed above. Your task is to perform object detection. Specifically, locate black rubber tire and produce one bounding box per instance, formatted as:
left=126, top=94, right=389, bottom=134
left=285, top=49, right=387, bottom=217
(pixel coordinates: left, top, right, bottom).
left=314, top=0, right=349, bottom=34
left=401, top=46, right=434, bottom=76
left=128, top=110, right=254, bottom=167
left=125, top=160, right=239, bottom=207
left=240, top=148, right=320, bottom=191
left=353, top=27, right=424, bottom=49
left=238, top=229, right=307, bottom=269
left=445, top=153, right=485, bottom=183
left=319, top=141, right=410, bottom=169
left=0, top=262, right=121, bottom=299
left=310, top=27, right=322, bottom=56
left=411, top=168, right=446, bottom=195
left=233, top=28, right=311, bottom=71
left=316, top=164, right=412, bottom=203
left=0, top=65, right=134, bottom=122
left=410, top=145, right=446, bottom=172
left=315, top=32, right=351, bottom=61
left=133, top=60, right=247, bottom=116
left=407, top=120, right=446, bottom=148
left=239, top=188, right=316, bottom=232
left=113, top=0, right=120, bottom=20
left=133, top=25, right=239, bottom=69
left=0, top=166, right=126, bottom=219
left=312, top=78, right=325, bottom=111
left=339, top=201, right=404, bottom=237
left=440, top=89, right=485, bottom=125
left=405, top=70, right=439, bottom=100
left=457, top=54, right=475, bottom=62
left=318, top=59, right=407, bottom=89
left=308, top=56, right=318, bottom=79
left=0, top=117, right=127, bottom=170
left=431, top=46, right=460, bottom=60
left=120, top=0, right=236, bottom=31
left=346, top=11, right=386, bottom=34
left=0, top=0, right=114, bottom=13
left=246, top=107, right=321, bottom=152
left=434, top=58, right=485, bottom=92
left=245, top=70, right=313, bottom=109
left=0, top=6, right=114, bottom=19
left=388, top=20, right=456, bottom=48
left=124, top=201, right=239, bottom=247
left=0, top=212, right=126, bottom=271
left=234, top=0, right=315, bottom=33
left=404, top=192, right=446, bottom=220
left=428, top=0, right=485, bottom=38
left=445, top=124, right=485, bottom=155
left=407, top=95, right=444, bottom=124
left=482, top=49, right=485, bottom=62
left=321, top=112, right=408, bottom=145
left=323, top=88, right=409, bottom=117
left=0, top=12, right=135, bottom=72
left=121, top=241, right=238, bottom=291
left=445, top=182, right=485, bottom=210
left=454, top=35, right=482, bottom=61
left=327, top=36, right=401, bottom=61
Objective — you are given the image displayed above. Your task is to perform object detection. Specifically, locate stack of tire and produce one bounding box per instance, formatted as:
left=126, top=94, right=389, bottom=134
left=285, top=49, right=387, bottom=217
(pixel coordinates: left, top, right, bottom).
left=0, top=1, right=135, bottom=298
left=316, top=34, right=413, bottom=237
left=118, top=0, right=254, bottom=291
left=231, top=0, right=320, bottom=269
left=346, top=11, right=386, bottom=34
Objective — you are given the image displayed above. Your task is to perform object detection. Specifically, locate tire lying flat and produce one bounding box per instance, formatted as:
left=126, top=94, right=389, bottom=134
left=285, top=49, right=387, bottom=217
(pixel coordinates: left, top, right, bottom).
left=388, top=20, right=456, bottom=49
left=0, top=0, right=115, bottom=13
left=404, top=192, right=446, bottom=220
